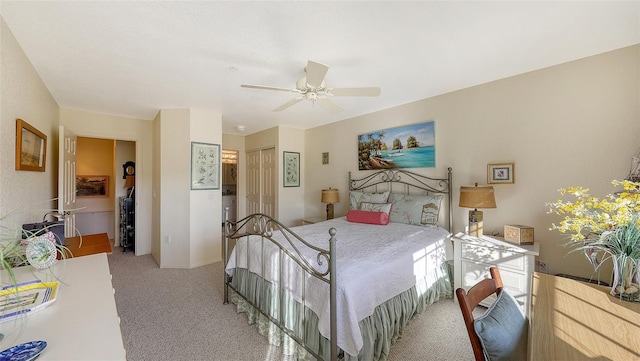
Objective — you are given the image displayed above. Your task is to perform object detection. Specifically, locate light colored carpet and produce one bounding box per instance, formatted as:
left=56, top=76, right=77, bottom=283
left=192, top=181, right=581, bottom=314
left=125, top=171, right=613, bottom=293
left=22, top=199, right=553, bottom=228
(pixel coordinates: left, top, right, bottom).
left=108, top=248, right=474, bottom=361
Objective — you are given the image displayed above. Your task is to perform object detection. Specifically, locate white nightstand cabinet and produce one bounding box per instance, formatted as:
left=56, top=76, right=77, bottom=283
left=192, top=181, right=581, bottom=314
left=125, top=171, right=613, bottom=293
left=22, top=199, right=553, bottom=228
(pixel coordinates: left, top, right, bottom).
left=452, top=232, right=539, bottom=316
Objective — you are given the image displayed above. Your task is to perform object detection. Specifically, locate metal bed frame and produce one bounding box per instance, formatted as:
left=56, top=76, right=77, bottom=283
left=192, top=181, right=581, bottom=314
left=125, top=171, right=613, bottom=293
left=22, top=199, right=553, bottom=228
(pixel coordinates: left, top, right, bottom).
left=223, top=167, right=453, bottom=361
left=349, top=167, right=453, bottom=231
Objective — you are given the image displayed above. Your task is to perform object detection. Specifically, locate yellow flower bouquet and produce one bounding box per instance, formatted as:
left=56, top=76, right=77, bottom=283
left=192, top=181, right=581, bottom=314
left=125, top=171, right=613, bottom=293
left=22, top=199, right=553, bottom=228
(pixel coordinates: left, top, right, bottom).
left=547, top=180, right=640, bottom=301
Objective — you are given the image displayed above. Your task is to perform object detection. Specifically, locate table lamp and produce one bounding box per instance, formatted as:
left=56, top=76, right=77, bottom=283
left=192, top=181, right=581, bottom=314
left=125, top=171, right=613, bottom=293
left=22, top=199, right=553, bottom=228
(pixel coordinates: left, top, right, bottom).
left=321, top=188, right=339, bottom=220
left=459, top=183, right=496, bottom=237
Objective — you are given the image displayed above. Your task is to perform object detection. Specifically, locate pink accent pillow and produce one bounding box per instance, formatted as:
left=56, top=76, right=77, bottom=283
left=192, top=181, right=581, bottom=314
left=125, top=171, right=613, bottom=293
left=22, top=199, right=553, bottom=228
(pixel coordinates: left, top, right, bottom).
left=346, top=210, right=389, bottom=225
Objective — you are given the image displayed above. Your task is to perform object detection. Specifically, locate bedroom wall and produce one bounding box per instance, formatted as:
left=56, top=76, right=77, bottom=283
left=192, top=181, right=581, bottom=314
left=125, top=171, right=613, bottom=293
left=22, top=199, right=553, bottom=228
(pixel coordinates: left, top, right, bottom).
left=304, top=44, right=640, bottom=280
left=155, top=108, right=223, bottom=268
left=0, top=18, right=59, bottom=226
left=157, top=109, right=189, bottom=267
left=189, top=108, right=223, bottom=267
left=278, top=126, right=305, bottom=227
left=240, top=126, right=305, bottom=227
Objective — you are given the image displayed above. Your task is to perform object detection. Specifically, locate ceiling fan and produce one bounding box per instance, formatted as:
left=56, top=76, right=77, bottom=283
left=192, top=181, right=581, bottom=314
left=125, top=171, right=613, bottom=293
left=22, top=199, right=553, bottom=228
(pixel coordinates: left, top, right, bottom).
left=241, top=60, right=380, bottom=114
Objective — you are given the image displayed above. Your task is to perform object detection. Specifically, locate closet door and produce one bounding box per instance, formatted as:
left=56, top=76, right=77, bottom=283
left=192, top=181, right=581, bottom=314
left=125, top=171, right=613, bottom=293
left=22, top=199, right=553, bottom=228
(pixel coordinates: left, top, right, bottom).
left=246, top=150, right=261, bottom=214
left=261, top=148, right=276, bottom=218
left=245, top=148, right=276, bottom=217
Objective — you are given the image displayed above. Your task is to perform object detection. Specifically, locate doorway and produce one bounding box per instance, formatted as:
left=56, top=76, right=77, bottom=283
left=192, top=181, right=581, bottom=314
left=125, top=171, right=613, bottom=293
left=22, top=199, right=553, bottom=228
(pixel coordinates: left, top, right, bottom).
left=221, top=149, right=238, bottom=223
left=74, top=137, right=136, bottom=250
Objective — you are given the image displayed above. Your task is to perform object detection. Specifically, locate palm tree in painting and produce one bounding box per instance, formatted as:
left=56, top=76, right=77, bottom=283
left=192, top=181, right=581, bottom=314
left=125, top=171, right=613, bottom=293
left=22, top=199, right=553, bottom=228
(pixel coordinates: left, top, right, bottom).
left=407, top=135, right=419, bottom=148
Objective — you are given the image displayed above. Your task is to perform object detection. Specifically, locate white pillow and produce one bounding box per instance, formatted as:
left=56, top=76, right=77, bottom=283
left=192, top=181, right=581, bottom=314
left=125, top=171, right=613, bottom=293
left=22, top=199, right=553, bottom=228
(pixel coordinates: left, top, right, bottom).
left=387, top=193, right=443, bottom=227
left=349, top=191, right=390, bottom=210
left=359, top=202, right=392, bottom=214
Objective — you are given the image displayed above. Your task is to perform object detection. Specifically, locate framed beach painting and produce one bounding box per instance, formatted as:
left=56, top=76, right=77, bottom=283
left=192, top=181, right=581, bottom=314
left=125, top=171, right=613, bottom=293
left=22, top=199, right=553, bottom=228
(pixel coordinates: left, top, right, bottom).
left=357, top=121, right=435, bottom=170
left=283, top=151, right=300, bottom=187
left=16, top=119, right=47, bottom=172
left=191, top=142, right=220, bottom=190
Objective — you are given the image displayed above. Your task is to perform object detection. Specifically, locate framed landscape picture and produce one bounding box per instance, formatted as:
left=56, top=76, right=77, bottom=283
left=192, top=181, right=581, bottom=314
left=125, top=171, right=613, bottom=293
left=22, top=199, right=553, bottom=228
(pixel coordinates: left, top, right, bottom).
left=76, top=175, right=109, bottom=197
left=16, top=119, right=47, bottom=172
left=357, top=121, right=435, bottom=170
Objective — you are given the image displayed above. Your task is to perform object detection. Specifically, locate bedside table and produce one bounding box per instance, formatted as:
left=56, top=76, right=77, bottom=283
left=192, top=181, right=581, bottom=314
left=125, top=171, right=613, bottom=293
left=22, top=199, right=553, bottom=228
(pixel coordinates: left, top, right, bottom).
left=302, top=216, right=326, bottom=225
left=452, top=232, right=539, bottom=316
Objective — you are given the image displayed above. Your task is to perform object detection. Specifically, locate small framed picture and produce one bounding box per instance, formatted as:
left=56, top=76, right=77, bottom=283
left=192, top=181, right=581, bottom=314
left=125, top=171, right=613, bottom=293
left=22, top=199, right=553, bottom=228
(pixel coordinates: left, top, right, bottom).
left=322, top=152, right=329, bottom=165
left=283, top=151, right=300, bottom=187
left=488, top=163, right=514, bottom=184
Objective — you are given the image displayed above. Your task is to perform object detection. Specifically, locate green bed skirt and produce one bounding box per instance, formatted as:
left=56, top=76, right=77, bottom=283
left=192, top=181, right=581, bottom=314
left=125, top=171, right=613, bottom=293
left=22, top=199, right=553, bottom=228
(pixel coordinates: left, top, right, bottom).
left=228, top=262, right=453, bottom=361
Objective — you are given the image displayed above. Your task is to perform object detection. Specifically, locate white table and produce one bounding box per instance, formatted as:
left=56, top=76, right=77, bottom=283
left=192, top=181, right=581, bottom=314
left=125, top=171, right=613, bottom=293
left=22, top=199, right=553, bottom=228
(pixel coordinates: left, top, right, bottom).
left=0, top=253, right=126, bottom=360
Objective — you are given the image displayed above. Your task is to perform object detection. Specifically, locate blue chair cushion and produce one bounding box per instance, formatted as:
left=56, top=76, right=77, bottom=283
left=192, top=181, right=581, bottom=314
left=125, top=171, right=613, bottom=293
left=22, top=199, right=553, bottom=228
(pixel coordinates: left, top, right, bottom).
left=473, top=289, right=528, bottom=361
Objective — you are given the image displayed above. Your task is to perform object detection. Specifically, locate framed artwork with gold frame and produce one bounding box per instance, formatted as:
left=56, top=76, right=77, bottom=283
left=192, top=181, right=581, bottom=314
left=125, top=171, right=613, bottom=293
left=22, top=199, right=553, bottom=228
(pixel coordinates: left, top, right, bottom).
left=16, top=119, right=47, bottom=172
left=488, top=162, right=515, bottom=184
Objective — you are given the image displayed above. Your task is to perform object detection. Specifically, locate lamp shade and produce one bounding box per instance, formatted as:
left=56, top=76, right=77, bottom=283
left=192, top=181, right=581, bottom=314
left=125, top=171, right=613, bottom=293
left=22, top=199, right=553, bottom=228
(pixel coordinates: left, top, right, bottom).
left=459, top=185, right=496, bottom=209
left=321, top=189, right=340, bottom=204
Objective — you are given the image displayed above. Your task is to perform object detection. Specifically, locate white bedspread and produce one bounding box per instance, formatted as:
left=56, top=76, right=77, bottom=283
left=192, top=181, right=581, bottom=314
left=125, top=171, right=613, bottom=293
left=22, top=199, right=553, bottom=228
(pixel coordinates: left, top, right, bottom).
left=225, top=217, right=452, bottom=357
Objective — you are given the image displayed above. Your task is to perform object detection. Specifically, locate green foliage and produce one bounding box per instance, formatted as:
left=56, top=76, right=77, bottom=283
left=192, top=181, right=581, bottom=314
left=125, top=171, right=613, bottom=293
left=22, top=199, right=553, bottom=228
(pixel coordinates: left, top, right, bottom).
left=406, top=135, right=419, bottom=148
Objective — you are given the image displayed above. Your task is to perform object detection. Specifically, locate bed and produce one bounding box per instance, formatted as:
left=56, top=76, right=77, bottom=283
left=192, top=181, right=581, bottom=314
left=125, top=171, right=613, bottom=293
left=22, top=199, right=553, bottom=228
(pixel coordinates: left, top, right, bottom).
left=223, top=168, right=454, bottom=360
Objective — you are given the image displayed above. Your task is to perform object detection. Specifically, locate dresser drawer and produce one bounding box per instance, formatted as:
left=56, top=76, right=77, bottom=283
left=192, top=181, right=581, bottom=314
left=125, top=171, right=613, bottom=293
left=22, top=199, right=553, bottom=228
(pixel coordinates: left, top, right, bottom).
left=461, top=242, right=525, bottom=272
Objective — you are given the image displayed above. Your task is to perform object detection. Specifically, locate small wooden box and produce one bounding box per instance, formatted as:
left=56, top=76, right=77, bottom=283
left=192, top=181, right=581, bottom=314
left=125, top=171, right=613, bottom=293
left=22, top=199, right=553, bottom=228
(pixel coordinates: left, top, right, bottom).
left=504, top=225, right=534, bottom=245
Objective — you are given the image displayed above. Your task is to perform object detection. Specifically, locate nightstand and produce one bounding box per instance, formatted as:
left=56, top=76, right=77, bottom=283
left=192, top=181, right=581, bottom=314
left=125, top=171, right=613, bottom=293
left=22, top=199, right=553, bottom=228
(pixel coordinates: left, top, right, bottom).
left=452, top=232, right=539, bottom=316
left=302, top=216, right=326, bottom=225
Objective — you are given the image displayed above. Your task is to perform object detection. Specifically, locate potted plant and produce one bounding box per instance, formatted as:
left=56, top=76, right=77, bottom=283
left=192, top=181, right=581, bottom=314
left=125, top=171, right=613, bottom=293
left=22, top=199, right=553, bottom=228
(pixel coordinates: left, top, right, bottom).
left=547, top=180, right=640, bottom=301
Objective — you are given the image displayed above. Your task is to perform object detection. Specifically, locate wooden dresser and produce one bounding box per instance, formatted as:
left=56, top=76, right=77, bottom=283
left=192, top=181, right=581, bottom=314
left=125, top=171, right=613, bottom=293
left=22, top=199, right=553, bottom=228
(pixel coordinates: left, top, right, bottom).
left=529, top=272, right=640, bottom=360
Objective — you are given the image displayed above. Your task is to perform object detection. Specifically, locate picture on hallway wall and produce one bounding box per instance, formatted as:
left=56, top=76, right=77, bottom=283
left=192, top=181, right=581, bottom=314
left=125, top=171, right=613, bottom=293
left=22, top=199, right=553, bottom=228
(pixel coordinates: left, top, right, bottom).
left=357, top=121, right=435, bottom=170
left=76, top=175, right=108, bottom=197
left=191, top=142, right=220, bottom=190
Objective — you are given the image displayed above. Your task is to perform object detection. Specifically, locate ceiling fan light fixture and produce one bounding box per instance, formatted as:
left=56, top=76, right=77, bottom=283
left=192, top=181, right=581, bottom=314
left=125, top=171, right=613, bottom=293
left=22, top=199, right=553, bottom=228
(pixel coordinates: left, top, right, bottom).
left=241, top=59, right=380, bottom=113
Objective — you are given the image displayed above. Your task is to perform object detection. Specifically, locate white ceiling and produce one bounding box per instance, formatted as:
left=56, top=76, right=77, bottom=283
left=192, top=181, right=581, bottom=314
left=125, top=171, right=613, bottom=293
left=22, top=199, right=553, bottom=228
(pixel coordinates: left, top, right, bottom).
left=1, top=1, right=638, bottom=135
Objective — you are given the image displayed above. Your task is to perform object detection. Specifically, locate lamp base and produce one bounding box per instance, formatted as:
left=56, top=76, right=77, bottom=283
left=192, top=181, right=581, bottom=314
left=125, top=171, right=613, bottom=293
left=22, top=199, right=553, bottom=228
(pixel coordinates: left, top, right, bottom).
left=468, top=210, right=484, bottom=237
left=326, top=203, right=334, bottom=220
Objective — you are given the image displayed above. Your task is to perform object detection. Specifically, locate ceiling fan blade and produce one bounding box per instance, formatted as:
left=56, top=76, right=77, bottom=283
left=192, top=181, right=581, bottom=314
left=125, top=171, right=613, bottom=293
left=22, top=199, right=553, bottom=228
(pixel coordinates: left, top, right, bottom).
left=305, top=60, right=329, bottom=88
left=273, top=98, right=303, bottom=112
left=241, top=84, right=299, bottom=93
left=328, top=87, right=381, bottom=97
left=316, top=98, right=342, bottom=114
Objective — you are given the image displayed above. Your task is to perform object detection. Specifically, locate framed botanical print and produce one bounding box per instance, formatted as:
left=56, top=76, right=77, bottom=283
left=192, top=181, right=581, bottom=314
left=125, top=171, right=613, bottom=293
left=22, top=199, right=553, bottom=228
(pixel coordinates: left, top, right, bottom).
left=191, top=142, right=220, bottom=190
left=283, top=151, right=300, bottom=187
